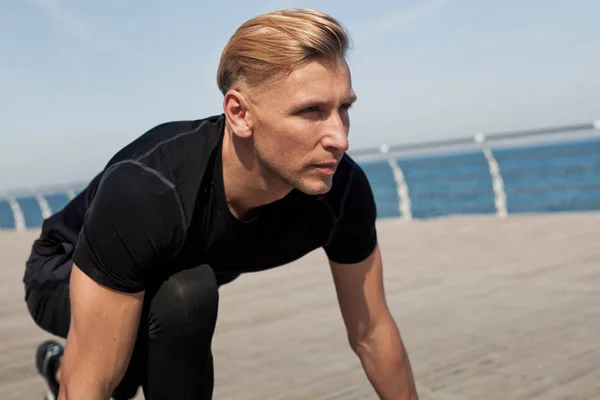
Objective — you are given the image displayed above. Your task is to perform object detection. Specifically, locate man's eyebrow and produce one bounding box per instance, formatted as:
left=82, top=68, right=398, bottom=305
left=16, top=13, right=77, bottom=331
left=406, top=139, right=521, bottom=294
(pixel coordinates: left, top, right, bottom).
left=293, top=94, right=358, bottom=109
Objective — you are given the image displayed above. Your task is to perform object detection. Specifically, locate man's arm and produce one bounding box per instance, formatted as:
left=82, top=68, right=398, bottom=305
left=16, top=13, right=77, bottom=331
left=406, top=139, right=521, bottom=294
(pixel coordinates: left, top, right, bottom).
left=58, top=264, right=144, bottom=400
left=329, top=244, right=418, bottom=400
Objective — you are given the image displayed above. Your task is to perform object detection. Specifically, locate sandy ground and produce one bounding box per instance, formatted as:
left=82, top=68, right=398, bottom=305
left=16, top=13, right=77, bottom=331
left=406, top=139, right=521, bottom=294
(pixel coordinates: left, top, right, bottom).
left=1, top=212, right=599, bottom=399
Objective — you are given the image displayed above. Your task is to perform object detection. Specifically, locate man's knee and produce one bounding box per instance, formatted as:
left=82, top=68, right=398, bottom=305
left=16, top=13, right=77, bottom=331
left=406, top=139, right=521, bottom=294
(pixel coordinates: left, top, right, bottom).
left=147, top=264, right=219, bottom=339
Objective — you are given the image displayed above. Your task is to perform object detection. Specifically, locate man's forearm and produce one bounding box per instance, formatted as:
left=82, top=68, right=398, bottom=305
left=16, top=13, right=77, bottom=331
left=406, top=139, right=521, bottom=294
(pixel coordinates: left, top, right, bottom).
left=58, top=363, right=113, bottom=400
left=354, top=321, right=418, bottom=400
left=58, top=342, right=114, bottom=400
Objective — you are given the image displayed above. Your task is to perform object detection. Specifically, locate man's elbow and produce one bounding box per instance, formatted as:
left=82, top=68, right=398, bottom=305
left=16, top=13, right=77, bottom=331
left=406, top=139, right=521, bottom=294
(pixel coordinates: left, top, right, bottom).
left=347, top=325, right=380, bottom=357
left=348, top=317, right=402, bottom=358
left=350, top=339, right=378, bottom=365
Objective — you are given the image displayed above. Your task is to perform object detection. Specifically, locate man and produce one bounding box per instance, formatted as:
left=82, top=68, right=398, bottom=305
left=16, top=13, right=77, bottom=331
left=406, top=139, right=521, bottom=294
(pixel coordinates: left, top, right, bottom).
left=23, top=8, right=418, bottom=400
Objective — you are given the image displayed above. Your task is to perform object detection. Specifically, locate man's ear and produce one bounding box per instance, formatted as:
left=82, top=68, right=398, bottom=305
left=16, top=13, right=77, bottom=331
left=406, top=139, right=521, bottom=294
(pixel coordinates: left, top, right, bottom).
left=223, top=89, right=253, bottom=139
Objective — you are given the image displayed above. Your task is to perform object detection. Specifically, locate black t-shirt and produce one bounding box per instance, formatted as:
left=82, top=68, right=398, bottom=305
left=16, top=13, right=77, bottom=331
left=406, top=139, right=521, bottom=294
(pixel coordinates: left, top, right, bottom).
left=40, top=114, right=378, bottom=293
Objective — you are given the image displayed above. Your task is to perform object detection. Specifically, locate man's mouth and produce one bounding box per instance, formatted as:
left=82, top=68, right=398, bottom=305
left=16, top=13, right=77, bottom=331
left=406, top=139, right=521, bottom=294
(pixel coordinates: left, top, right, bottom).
left=312, top=162, right=338, bottom=175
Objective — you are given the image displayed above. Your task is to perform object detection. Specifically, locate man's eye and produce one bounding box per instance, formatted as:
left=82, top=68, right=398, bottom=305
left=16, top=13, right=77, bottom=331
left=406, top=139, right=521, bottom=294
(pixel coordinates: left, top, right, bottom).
left=303, top=106, right=320, bottom=113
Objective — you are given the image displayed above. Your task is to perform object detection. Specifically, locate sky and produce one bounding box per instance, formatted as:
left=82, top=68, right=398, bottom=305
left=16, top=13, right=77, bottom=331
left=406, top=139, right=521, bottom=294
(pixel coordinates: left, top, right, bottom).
left=1, top=0, right=599, bottom=190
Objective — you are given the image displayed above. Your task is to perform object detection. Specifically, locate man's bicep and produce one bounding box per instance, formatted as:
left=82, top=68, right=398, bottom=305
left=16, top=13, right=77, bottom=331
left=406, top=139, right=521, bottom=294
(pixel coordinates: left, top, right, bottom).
left=69, top=262, right=145, bottom=339
left=329, top=244, right=390, bottom=345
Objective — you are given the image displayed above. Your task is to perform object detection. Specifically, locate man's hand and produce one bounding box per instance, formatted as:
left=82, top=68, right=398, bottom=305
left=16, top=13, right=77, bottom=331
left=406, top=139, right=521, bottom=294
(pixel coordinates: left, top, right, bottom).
left=329, top=244, right=418, bottom=400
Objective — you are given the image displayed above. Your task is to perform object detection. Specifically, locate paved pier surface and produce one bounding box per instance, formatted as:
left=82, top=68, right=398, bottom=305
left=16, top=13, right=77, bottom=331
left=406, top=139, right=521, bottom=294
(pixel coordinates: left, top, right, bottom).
left=1, top=212, right=599, bottom=399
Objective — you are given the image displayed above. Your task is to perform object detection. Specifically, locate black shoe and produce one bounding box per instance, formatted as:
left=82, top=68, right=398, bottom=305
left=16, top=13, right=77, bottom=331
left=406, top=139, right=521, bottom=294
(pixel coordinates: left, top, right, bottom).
left=35, top=340, right=63, bottom=400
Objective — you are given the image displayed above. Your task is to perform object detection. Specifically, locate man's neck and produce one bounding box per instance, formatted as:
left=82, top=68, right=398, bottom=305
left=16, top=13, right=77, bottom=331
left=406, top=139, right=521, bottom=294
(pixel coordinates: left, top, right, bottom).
left=221, top=126, right=291, bottom=220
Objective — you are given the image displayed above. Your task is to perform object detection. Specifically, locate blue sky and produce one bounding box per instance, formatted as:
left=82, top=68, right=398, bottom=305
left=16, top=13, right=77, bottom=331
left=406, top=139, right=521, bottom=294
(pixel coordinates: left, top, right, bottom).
left=1, top=0, right=599, bottom=190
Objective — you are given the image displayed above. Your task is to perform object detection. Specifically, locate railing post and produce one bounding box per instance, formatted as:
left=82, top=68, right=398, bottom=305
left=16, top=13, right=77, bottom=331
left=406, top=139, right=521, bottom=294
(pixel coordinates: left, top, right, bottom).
left=66, top=186, right=76, bottom=200
left=475, top=133, right=507, bottom=217
left=6, top=196, right=26, bottom=232
left=380, top=144, right=412, bottom=221
left=33, top=191, right=52, bottom=219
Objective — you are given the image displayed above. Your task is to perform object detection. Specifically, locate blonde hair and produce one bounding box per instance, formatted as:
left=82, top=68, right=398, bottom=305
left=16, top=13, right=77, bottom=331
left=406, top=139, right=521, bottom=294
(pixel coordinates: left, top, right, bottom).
left=217, top=8, right=350, bottom=95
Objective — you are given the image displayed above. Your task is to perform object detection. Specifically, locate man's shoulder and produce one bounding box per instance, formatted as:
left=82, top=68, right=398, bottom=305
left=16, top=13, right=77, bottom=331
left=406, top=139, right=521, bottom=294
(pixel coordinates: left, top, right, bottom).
left=106, top=114, right=225, bottom=167
left=88, top=114, right=224, bottom=224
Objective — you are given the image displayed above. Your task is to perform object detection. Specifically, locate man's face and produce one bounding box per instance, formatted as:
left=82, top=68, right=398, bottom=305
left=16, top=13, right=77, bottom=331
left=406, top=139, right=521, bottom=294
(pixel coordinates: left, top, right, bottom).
left=247, top=57, right=356, bottom=195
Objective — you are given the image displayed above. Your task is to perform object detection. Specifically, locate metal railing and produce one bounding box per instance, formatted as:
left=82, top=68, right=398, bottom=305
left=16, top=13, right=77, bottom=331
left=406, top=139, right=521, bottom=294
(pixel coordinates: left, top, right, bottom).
left=0, top=183, right=81, bottom=232
left=1, top=120, right=599, bottom=232
left=349, top=120, right=600, bottom=221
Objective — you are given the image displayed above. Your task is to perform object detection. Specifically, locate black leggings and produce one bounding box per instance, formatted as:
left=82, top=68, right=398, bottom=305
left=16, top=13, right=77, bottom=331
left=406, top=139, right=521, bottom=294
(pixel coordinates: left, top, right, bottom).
left=24, top=241, right=239, bottom=400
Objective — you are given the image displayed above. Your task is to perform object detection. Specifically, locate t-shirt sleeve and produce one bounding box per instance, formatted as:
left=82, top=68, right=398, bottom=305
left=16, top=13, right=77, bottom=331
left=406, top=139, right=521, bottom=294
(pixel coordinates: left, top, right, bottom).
left=72, top=161, right=186, bottom=293
left=323, top=164, right=378, bottom=264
